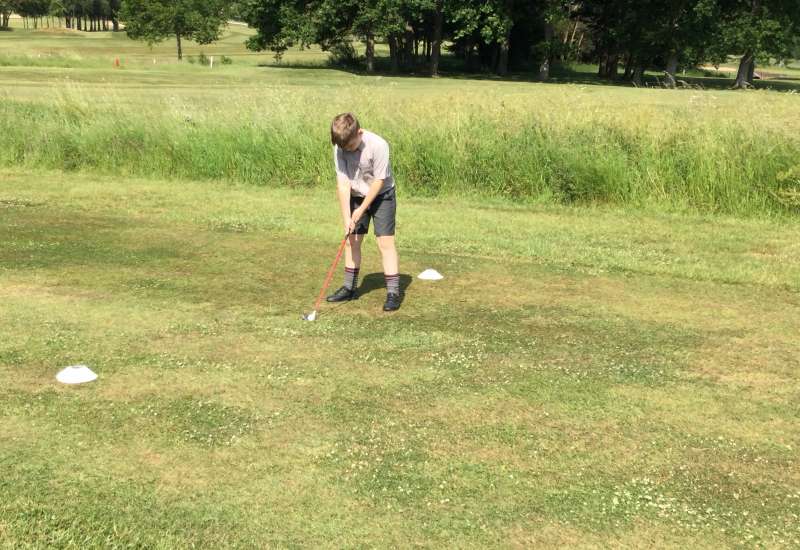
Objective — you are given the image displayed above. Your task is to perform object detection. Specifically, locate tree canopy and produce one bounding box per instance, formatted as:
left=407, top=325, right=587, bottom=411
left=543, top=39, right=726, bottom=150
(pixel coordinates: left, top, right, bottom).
left=239, top=0, right=799, bottom=87
left=120, top=0, right=229, bottom=59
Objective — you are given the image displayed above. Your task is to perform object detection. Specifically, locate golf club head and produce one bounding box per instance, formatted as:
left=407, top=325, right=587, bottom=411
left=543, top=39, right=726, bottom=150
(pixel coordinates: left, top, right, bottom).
left=302, top=310, right=317, bottom=321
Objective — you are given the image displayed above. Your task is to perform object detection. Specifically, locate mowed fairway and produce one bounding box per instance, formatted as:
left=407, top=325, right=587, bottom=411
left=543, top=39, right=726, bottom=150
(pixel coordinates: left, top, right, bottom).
left=2, top=171, right=800, bottom=547
left=2, top=22, right=800, bottom=548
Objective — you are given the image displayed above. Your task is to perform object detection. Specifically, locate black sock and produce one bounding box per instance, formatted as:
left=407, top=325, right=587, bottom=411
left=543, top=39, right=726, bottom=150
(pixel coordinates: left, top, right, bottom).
left=384, top=273, right=400, bottom=295
left=344, top=267, right=359, bottom=290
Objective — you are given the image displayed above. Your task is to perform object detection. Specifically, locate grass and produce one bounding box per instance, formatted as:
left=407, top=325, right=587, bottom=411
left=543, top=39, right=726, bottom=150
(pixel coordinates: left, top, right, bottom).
left=2, top=24, right=800, bottom=216
left=1, top=22, right=800, bottom=546
left=1, top=169, right=799, bottom=547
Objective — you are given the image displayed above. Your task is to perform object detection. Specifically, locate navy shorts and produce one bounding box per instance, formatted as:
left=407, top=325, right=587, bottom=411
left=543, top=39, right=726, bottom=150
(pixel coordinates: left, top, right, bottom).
left=350, top=187, right=396, bottom=237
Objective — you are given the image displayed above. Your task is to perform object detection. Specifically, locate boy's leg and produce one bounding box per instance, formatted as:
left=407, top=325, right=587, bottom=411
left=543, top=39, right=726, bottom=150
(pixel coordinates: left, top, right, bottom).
left=344, top=234, right=363, bottom=290
left=378, top=236, right=401, bottom=311
left=377, top=236, right=399, bottom=277
left=371, top=189, right=400, bottom=310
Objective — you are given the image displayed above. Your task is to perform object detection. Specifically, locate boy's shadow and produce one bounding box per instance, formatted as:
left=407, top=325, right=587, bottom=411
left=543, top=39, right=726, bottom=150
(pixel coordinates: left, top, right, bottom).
left=358, top=273, right=413, bottom=298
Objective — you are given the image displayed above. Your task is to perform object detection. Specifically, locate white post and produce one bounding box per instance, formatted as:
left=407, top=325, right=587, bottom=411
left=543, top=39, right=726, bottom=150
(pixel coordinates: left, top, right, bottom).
left=210, top=56, right=214, bottom=69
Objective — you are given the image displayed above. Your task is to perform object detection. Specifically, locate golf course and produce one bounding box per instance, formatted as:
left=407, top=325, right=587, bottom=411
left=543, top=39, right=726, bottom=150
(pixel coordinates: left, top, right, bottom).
left=2, top=12, right=800, bottom=549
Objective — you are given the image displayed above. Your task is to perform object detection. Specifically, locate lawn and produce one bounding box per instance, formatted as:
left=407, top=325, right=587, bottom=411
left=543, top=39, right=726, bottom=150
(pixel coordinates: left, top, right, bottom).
left=1, top=170, right=799, bottom=547
left=1, top=20, right=800, bottom=548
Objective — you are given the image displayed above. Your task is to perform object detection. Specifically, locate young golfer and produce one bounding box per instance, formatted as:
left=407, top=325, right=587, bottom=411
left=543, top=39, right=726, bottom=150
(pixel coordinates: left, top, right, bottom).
left=326, top=113, right=401, bottom=312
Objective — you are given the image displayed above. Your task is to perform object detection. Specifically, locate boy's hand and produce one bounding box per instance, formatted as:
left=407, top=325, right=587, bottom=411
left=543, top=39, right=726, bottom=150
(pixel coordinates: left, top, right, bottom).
left=351, top=207, right=365, bottom=227
left=346, top=207, right=365, bottom=233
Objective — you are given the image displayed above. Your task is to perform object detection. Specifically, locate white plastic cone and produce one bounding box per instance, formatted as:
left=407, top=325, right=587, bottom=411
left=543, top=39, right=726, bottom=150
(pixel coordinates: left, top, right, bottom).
left=418, top=269, right=444, bottom=281
left=56, top=365, right=97, bottom=385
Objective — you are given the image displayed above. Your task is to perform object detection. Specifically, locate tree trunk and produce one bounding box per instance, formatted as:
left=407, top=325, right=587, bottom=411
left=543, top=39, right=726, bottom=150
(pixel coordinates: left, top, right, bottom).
left=599, top=51, right=618, bottom=79
left=609, top=54, right=620, bottom=79
left=465, top=41, right=476, bottom=72
left=497, top=32, right=511, bottom=76
left=112, top=18, right=119, bottom=32
left=430, top=0, right=443, bottom=77
left=664, top=52, right=678, bottom=88
left=733, top=52, right=754, bottom=88
left=76, top=17, right=81, bottom=31
left=623, top=53, right=633, bottom=79
left=632, top=65, right=644, bottom=87
left=365, top=32, right=375, bottom=73
left=733, top=1, right=761, bottom=89
left=388, top=35, right=399, bottom=73
left=538, top=22, right=554, bottom=81
left=598, top=49, right=606, bottom=77
left=176, top=32, right=183, bottom=60
left=403, top=23, right=414, bottom=69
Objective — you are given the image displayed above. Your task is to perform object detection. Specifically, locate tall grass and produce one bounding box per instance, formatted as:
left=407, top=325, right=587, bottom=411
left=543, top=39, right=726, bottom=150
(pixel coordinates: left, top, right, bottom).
left=1, top=82, right=798, bottom=216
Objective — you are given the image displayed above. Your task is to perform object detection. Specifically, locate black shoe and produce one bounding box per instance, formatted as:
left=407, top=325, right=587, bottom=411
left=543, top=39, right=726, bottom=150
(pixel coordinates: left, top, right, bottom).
left=383, top=293, right=402, bottom=312
left=326, top=286, right=357, bottom=302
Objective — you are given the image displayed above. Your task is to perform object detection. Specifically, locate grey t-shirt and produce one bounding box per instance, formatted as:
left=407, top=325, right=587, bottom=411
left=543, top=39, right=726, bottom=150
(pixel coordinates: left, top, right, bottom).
left=333, top=130, right=395, bottom=197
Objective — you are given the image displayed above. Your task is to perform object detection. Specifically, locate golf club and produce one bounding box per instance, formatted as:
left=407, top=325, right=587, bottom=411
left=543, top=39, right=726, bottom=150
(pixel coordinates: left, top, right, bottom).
left=303, top=230, right=352, bottom=321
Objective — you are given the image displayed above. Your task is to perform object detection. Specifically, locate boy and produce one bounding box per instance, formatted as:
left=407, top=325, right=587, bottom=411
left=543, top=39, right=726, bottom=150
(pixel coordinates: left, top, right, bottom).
left=326, top=113, right=401, bottom=312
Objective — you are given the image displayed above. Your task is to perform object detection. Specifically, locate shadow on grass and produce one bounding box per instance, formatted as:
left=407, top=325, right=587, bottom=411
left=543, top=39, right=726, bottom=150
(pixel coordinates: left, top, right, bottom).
left=358, top=272, right=413, bottom=298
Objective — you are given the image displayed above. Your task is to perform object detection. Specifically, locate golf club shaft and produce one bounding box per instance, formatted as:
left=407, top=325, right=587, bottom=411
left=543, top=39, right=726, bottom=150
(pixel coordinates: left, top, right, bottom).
left=312, top=232, right=351, bottom=312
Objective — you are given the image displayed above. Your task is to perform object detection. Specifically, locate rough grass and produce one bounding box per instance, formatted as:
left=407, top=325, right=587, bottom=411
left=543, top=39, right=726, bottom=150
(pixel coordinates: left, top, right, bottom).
left=2, top=26, right=800, bottom=216
left=1, top=170, right=799, bottom=547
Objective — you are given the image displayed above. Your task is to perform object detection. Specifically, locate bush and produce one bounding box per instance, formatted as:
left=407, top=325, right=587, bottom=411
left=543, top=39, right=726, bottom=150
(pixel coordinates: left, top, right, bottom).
left=221, top=55, right=233, bottom=65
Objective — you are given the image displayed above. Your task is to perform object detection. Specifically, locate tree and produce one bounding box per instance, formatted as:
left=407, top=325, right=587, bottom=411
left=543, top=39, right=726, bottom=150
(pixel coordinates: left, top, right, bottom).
left=120, top=0, right=229, bottom=59
left=447, top=0, right=512, bottom=74
left=571, top=0, right=723, bottom=86
left=242, top=0, right=421, bottom=72
left=16, top=0, right=50, bottom=28
left=0, top=0, right=18, bottom=29
left=430, top=0, right=443, bottom=75
left=108, top=0, right=120, bottom=30
left=241, top=0, right=311, bottom=61
left=710, top=0, right=799, bottom=88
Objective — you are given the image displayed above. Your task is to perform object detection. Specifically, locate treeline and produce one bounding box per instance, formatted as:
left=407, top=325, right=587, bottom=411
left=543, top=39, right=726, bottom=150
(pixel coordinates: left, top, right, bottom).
left=0, top=0, right=121, bottom=32
left=241, top=0, right=800, bottom=88
left=3, top=0, right=798, bottom=90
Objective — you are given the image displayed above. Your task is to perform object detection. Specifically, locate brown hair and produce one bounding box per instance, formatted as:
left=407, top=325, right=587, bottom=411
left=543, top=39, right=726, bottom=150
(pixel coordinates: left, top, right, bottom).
left=330, top=113, right=360, bottom=147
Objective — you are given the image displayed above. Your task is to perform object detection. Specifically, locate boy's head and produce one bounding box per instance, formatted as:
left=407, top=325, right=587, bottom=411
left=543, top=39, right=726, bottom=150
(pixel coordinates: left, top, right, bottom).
left=331, top=113, right=363, bottom=152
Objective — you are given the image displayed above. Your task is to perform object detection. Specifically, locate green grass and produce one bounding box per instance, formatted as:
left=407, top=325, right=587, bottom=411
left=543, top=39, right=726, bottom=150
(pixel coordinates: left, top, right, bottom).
left=1, top=24, right=800, bottom=545
left=2, top=25, right=800, bottom=216
left=1, top=169, right=799, bottom=547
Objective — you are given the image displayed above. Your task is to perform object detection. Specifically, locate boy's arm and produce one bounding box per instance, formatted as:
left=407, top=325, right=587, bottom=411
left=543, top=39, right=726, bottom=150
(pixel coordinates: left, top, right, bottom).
left=337, top=178, right=352, bottom=233
left=351, top=179, right=384, bottom=227
left=333, top=146, right=352, bottom=233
